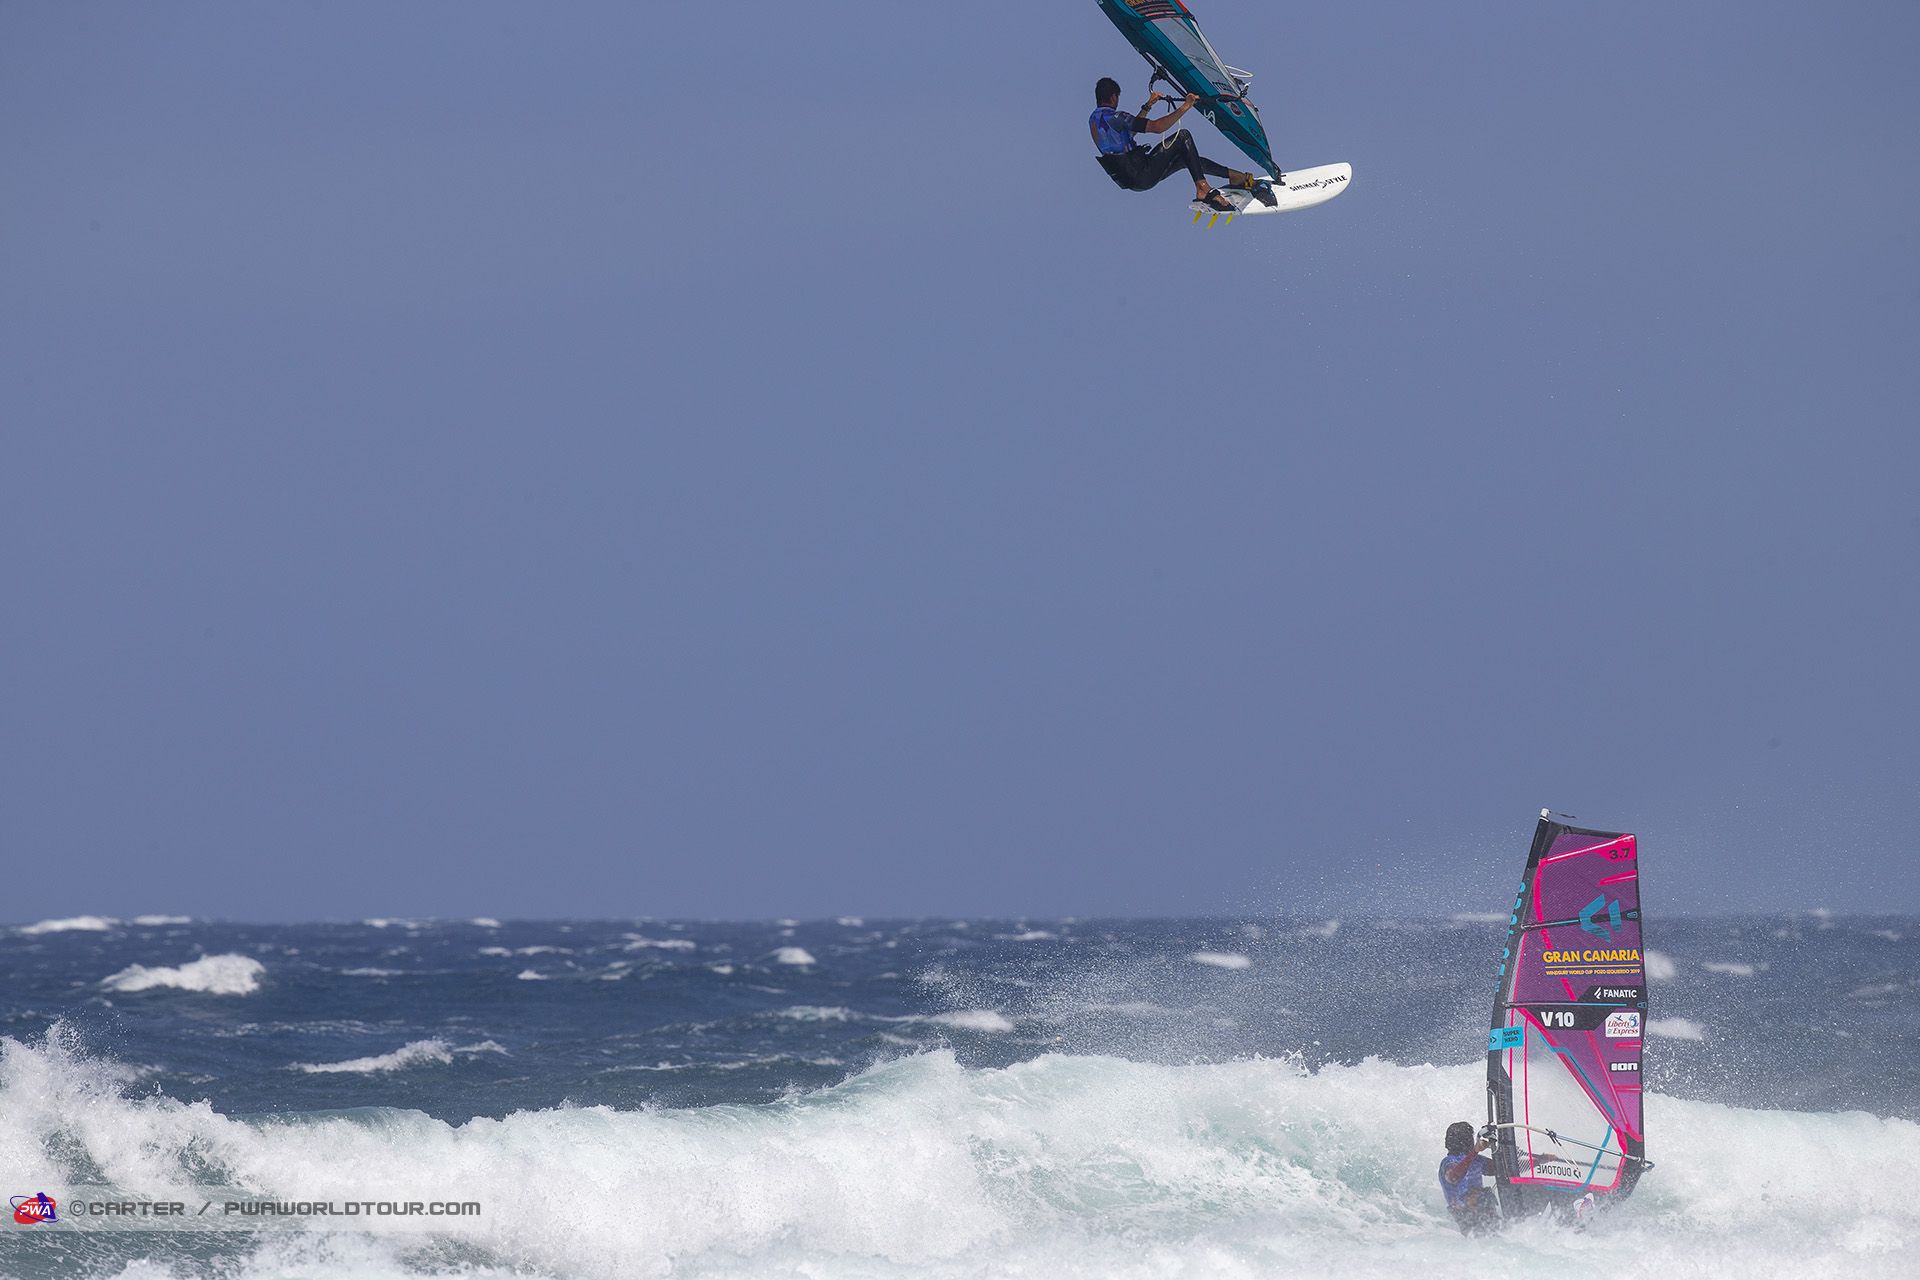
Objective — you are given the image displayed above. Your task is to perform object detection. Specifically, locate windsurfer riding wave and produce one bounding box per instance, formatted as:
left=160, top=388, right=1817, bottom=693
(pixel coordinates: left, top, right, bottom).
left=1089, top=77, right=1272, bottom=210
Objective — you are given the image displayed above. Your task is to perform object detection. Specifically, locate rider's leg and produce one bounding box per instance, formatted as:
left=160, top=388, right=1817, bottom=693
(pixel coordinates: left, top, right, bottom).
left=1161, top=130, right=1231, bottom=197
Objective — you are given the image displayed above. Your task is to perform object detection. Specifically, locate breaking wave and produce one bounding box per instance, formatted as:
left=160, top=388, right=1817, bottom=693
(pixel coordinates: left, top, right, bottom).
left=17, top=916, right=117, bottom=935
left=0, top=1029, right=1914, bottom=1279
left=100, top=954, right=266, bottom=995
left=292, top=1039, right=508, bottom=1074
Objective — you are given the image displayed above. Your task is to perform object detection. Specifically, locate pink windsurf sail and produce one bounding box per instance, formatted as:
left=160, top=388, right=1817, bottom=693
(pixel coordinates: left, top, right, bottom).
left=1485, top=813, right=1651, bottom=1216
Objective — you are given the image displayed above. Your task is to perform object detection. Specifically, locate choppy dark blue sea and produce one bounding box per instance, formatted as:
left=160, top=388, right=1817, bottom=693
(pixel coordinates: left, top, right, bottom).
left=2, top=914, right=1916, bottom=1279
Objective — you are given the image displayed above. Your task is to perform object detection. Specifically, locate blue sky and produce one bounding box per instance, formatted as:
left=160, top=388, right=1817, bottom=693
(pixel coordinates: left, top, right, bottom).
left=2, top=2, right=1915, bottom=921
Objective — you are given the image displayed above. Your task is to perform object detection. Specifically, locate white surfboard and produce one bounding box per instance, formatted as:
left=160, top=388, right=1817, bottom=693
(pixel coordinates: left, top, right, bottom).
left=1189, top=162, right=1351, bottom=218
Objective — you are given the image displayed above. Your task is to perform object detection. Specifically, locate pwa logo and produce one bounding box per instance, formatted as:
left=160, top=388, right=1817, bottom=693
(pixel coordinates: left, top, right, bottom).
left=11, top=1194, right=57, bottom=1224
left=1580, top=895, right=1624, bottom=940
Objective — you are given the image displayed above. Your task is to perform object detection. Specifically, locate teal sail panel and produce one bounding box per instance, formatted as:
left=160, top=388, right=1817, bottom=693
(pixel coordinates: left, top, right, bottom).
left=1094, top=0, right=1279, bottom=179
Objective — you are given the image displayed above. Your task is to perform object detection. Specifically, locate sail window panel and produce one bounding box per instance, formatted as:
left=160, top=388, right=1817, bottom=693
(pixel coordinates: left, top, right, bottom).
left=1152, top=21, right=1241, bottom=96
left=1512, top=1015, right=1628, bottom=1192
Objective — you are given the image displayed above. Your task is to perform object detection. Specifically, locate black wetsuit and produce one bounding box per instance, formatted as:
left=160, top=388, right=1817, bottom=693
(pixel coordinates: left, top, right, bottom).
left=1099, top=130, right=1231, bottom=192
left=1090, top=107, right=1230, bottom=192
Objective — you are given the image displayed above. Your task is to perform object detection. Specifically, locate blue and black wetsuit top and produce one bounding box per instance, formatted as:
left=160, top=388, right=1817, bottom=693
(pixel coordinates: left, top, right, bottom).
left=1089, top=106, right=1147, bottom=155
left=1438, top=1152, right=1493, bottom=1209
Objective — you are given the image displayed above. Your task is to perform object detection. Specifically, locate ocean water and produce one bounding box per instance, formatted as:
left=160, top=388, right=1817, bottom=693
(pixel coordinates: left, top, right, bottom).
left=1, top=914, right=1915, bottom=1279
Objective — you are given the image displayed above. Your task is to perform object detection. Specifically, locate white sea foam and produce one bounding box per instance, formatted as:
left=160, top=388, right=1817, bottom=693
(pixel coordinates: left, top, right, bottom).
left=1704, top=961, right=1756, bottom=976
left=625, top=936, right=698, bottom=951
left=3, top=1032, right=1916, bottom=1280
left=340, top=968, right=403, bottom=977
left=132, top=914, right=192, bottom=926
left=291, top=1040, right=507, bottom=1074
left=774, top=947, right=817, bottom=966
left=1302, top=920, right=1341, bottom=939
left=928, top=1010, right=1015, bottom=1033
left=100, top=954, right=265, bottom=994
left=1644, top=949, right=1678, bottom=981
left=471, top=918, right=502, bottom=929
left=1452, top=912, right=1508, bottom=923
left=294, top=1039, right=456, bottom=1074
left=516, top=969, right=548, bottom=980
left=11, top=1036, right=1920, bottom=1274
left=20, top=915, right=117, bottom=934
left=999, top=930, right=1057, bottom=941
left=1189, top=951, right=1252, bottom=969
left=1648, top=1017, right=1706, bottom=1040
left=782, top=1006, right=857, bottom=1022
left=479, top=946, right=513, bottom=956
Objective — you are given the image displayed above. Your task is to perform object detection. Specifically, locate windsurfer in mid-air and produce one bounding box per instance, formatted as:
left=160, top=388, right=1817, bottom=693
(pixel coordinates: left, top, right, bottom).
left=1438, top=1121, right=1499, bottom=1236
left=1089, top=77, right=1269, bottom=211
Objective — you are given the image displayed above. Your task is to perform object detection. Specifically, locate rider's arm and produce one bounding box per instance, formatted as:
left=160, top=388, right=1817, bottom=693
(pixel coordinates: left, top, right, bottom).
left=1138, top=94, right=1200, bottom=135
left=1443, top=1140, right=1495, bottom=1183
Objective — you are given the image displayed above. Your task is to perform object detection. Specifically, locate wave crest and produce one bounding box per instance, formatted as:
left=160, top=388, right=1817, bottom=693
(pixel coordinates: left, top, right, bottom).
left=101, top=954, right=265, bottom=994
left=293, top=1039, right=511, bottom=1074
left=20, top=915, right=117, bottom=934
left=1, top=1034, right=1916, bottom=1278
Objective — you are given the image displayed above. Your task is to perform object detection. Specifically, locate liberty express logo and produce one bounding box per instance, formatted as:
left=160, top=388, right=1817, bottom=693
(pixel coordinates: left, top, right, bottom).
left=1605, top=1010, right=1642, bottom=1039
left=11, top=1194, right=56, bottom=1224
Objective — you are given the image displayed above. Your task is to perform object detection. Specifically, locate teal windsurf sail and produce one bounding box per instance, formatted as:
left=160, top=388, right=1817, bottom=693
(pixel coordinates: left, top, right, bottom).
left=1094, top=0, right=1280, bottom=180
